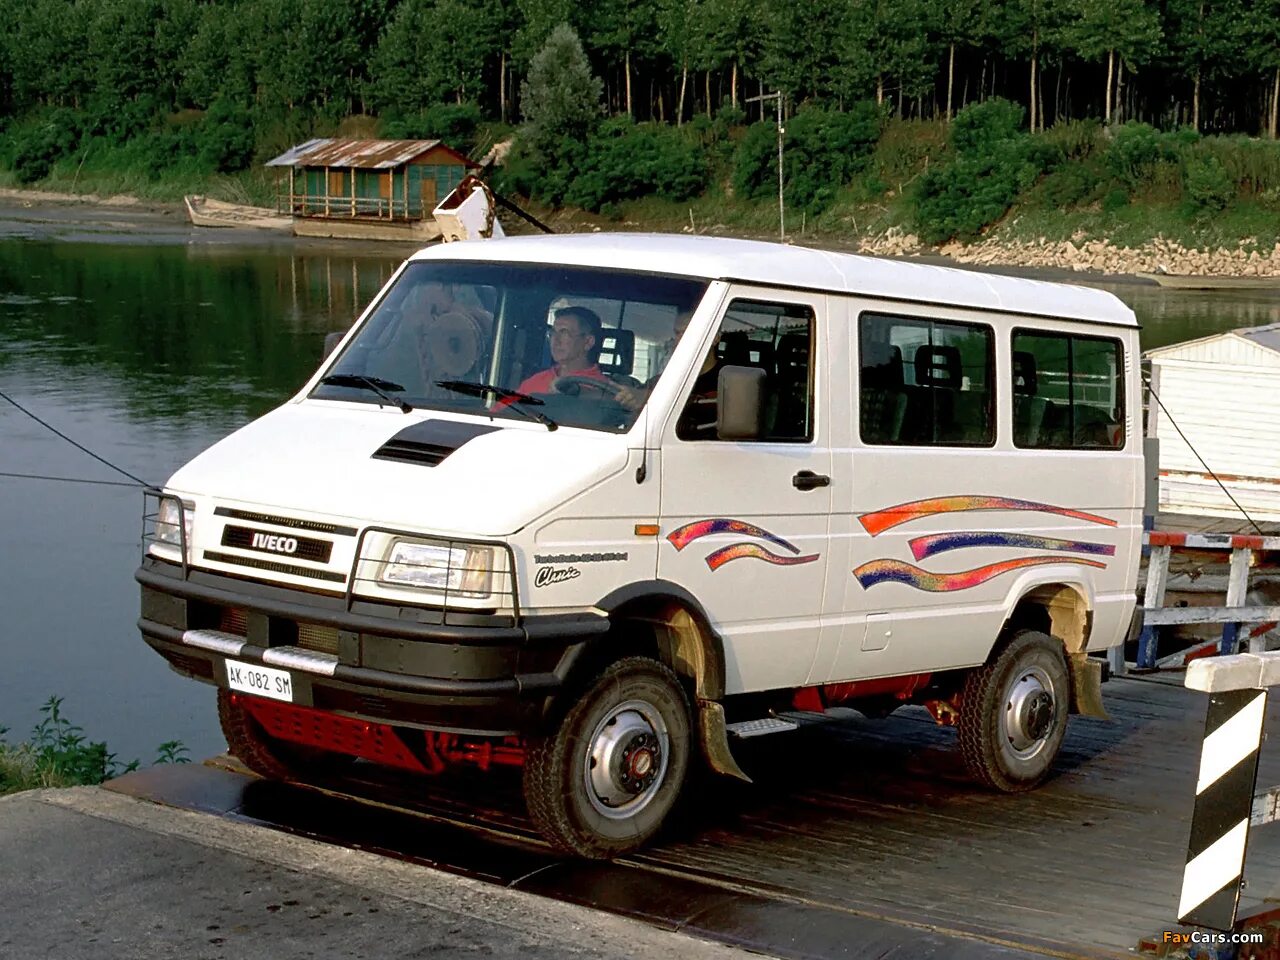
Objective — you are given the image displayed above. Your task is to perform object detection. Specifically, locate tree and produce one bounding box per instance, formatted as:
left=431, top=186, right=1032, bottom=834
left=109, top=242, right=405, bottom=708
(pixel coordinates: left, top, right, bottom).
left=1065, top=0, right=1162, bottom=125
left=935, top=0, right=993, bottom=119
left=519, top=23, right=603, bottom=155
left=1167, top=0, right=1242, bottom=132
left=367, top=0, right=498, bottom=113
left=992, top=0, right=1069, bottom=131
left=1244, top=0, right=1280, bottom=137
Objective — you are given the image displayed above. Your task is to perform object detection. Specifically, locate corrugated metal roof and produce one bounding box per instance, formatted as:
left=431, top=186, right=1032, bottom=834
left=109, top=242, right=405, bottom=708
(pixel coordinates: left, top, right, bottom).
left=264, top=139, right=445, bottom=169
left=1146, top=322, right=1280, bottom=360
left=1239, top=322, right=1280, bottom=353
left=264, top=137, right=331, bottom=167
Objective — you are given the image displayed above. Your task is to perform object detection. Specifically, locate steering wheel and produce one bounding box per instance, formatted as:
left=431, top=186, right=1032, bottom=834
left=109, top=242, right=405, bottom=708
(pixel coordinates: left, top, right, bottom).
left=552, top=375, right=624, bottom=398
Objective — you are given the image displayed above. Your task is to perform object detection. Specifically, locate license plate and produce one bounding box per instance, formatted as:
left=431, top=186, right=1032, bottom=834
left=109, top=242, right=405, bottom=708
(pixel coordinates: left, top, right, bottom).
left=226, top=660, right=293, bottom=702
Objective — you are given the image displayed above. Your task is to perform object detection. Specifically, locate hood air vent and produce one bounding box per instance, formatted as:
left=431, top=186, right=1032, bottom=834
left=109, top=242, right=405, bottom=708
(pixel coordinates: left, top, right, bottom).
left=372, top=419, right=500, bottom=467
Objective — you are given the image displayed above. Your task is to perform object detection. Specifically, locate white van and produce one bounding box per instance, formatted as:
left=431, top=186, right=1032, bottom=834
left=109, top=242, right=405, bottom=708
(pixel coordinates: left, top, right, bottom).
left=138, top=234, right=1142, bottom=858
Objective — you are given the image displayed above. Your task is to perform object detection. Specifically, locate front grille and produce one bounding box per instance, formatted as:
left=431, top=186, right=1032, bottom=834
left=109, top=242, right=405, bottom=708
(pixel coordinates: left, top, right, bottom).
left=220, top=525, right=333, bottom=563
left=219, top=607, right=248, bottom=636
left=212, top=507, right=356, bottom=537
left=202, top=550, right=346, bottom=583
left=296, top=622, right=340, bottom=656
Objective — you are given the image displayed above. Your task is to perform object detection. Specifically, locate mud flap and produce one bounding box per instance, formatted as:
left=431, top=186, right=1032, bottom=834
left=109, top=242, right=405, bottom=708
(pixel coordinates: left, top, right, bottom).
left=698, top=700, right=752, bottom=782
left=1068, top=653, right=1109, bottom=719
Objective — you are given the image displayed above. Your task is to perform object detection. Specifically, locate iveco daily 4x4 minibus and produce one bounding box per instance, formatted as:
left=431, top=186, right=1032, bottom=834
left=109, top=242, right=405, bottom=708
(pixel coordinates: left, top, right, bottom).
left=137, top=234, right=1142, bottom=858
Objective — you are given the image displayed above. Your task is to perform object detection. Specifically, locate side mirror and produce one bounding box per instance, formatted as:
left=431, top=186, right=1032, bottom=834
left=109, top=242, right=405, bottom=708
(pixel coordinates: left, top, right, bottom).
left=323, top=330, right=347, bottom=360
left=717, top=365, right=765, bottom=440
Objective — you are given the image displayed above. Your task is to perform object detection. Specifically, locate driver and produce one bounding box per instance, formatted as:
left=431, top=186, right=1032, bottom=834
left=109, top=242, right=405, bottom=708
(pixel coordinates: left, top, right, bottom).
left=515, top=306, right=609, bottom=395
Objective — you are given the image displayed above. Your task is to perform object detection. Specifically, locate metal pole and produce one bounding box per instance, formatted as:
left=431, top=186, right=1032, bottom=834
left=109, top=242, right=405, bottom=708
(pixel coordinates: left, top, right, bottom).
left=748, top=91, right=786, bottom=241
left=776, top=92, right=785, bottom=241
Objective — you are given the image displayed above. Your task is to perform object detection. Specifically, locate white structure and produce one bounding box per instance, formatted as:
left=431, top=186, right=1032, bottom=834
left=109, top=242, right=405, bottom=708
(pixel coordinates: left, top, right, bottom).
left=1148, top=323, right=1280, bottom=520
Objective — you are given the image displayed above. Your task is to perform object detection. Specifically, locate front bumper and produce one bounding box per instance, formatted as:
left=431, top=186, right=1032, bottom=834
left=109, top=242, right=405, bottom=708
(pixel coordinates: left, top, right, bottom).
left=136, top=557, right=608, bottom=736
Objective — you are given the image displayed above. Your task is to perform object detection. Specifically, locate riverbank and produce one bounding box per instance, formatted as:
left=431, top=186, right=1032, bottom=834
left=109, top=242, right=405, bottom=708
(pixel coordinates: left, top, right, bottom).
left=5, top=184, right=1280, bottom=282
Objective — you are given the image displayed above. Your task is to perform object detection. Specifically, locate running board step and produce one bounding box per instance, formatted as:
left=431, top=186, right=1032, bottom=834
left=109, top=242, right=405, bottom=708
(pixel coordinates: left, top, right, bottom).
left=726, top=717, right=800, bottom=738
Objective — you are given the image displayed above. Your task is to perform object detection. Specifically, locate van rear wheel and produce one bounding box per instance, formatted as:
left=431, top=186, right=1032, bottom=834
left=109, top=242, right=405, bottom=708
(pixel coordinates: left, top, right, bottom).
left=523, top=657, right=692, bottom=859
left=958, top=630, right=1069, bottom=792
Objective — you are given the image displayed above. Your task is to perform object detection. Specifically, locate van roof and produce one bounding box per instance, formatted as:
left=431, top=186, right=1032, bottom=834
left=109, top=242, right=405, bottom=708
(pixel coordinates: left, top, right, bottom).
left=414, top=233, right=1138, bottom=328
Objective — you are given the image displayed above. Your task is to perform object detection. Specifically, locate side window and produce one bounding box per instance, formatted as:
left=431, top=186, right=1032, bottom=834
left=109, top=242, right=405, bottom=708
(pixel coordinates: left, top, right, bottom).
left=1012, top=330, right=1125, bottom=449
left=676, top=299, right=815, bottom=442
left=859, top=312, right=994, bottom=446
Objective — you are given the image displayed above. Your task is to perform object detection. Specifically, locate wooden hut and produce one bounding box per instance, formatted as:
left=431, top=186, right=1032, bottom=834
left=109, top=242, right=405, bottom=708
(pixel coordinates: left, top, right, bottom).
left=266, top=138, right=478, bottom=241
left=1147, top=323, right=1280, bottom=520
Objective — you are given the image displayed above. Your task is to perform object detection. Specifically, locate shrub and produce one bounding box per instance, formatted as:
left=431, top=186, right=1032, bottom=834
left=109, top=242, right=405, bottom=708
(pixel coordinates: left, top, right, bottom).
left=1102, top=187, right=1130, bottom=212
left=196, top=98, right=255, bottom=173
left=382, top=102, right=483, bottom=147
left=950, top=98, right=1024, bottom=156
left=1033, top=161, right=1105, bottom=209
left=1102, top=122, right=1193, bottom=193
left=1183, top=152, right=1235, bottom=212
left=732, top=102, right=883, bottom=213
left=911, top=99, right=1047, bottom=243
left=10, top=110, right=83, bottom=183
left=1036, top=119, right=1102, bottom=163
left=567, top=117, right=708, bottom=212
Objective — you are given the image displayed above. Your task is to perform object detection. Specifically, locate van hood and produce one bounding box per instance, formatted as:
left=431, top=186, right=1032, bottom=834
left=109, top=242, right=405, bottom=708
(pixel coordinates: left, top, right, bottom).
left=165, top=402, right=632, bottom=537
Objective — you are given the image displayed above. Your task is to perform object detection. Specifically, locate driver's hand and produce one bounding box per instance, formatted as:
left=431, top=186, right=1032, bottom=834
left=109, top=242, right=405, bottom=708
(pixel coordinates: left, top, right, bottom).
left=615, top=384, right=647, bottom=411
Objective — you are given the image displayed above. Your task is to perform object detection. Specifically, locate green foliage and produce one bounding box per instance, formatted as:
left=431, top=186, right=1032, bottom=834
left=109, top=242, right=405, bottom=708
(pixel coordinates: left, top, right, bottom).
left=1182, top=152, right=1235, bottom=212
left=733, top=102, right=883, bottom=214
left=911, top=99, right=1048, bottom=243
left=566, top=117, right=708, bottom=212
left=381, top=103, right=484, bottom=147
left=950, top=98, right=1024, bottom=156
left=196, top=99, right=255, bottom=173
left=519, top=23, right=602, bottom=156
left=1032, top=162, right=1105, bottom=209
left=1102, top=122, right=1193, bottom=192
left=0, top=697, right=188, bottom=797
left=1102, top=187, right=1131, bottom=211
left=9, top=110, right=83, bottom=184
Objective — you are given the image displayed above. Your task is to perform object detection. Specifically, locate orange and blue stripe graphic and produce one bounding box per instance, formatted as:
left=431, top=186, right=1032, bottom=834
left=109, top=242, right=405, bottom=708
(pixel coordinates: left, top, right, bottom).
left=908, top=532, right=1116, bottom=562
left=858, top=496, right=1116, bottom=537
left=855, top=495, right=1116, bottom=593
left=854, top=556, right=1107, bottom=592
left=668, top=518, right=819, bottom=571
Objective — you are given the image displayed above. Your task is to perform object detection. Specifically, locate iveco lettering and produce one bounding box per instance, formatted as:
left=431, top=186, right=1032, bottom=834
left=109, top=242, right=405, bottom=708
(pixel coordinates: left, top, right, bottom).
left=137, top=234, right=1143, bottom=858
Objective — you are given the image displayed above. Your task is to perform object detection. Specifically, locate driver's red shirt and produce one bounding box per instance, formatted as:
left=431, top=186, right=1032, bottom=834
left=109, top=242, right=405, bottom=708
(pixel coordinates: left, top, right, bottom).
left=515, top=364, right=607, bottom=395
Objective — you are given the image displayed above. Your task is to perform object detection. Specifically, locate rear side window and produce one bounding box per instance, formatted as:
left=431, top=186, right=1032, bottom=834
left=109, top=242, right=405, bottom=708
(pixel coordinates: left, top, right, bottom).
left=1011, top=331, right=1125, bottom=449
left=859, top=312, right=994, bottom=446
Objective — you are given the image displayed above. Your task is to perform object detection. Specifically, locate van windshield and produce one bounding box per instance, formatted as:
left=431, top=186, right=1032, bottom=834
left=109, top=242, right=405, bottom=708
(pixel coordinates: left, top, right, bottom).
left=312, top=261, right=710, bottom=433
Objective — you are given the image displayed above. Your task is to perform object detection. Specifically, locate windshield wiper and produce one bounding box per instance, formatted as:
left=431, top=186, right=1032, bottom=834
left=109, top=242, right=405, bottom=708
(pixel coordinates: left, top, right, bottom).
left=319, top=374, right=413, bottom=413
left=435, top=380, right=558, bottom=431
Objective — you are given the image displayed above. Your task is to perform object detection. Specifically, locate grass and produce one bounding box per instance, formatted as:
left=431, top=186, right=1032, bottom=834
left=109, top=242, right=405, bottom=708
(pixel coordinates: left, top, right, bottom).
left=988, top=199, right=1280, bottom=252
left=0, top=697, right=188, bottom=798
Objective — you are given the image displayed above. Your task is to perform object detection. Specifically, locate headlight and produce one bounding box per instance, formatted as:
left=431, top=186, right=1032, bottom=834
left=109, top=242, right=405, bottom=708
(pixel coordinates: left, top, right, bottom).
left=155, top=497, right=194, bottom=550
left=379, top=538, right=497, bottom=598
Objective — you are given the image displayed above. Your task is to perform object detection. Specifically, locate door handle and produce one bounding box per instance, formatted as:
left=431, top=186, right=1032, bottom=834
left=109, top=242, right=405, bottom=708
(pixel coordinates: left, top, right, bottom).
left=792, top=470, right=830, bottom=491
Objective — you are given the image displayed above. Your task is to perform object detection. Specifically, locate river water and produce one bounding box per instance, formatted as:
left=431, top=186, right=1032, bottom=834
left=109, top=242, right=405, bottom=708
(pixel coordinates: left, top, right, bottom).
left=1, top=230, right=1278, bottom=762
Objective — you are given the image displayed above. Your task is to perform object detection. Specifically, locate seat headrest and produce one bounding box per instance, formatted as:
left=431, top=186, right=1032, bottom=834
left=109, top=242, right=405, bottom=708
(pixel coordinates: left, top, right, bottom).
left=1013, top=351, right=1037, bottom=395
left=597, top=328, right=634, bottom=376
left=914, top=344, right=962, bottom=388
left=861, top=343, right=903, bottom=388
left=716, top=332, right=773, bottom=370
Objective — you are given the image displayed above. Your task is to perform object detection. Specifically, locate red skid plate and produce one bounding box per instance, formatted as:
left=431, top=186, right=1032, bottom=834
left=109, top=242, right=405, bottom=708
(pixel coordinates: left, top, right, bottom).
left=233, top=693, right=428, bottom=773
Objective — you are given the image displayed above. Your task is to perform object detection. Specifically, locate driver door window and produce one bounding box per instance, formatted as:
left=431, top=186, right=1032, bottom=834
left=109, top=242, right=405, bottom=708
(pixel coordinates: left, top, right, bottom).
left=676, top=299, right=815, bottom=442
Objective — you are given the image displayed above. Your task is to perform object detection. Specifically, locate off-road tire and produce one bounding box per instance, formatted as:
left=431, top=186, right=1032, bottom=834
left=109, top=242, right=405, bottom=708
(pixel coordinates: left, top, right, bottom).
left=957, top=630, right=1070, bottom=792
left=217, top=689, right=349, bottom=782
left=523, top=657, right=692, bottom=859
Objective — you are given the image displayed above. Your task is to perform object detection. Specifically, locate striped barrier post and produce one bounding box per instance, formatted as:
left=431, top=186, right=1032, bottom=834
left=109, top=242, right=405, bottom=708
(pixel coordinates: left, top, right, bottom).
left=1177, top=651, right=1280, bottom=932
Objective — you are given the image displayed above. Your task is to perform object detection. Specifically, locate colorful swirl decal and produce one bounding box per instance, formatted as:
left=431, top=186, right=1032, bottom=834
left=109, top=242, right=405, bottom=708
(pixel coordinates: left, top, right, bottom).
left=854, top=556, right=1107, bottom=592
left=705, top=542, right=820, bottom=571
left=908, top=532, right=1117, bottom=562
left=858, top=496, right=1117, bottom=536
left=667, top=518, right=799, bottom=554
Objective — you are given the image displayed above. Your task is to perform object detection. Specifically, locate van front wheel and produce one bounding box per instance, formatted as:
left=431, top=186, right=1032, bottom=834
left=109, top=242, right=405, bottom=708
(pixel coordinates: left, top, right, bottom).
left=958, top=630, right=1069, bottom=792
left=523, top=657, right=692, bottom=859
